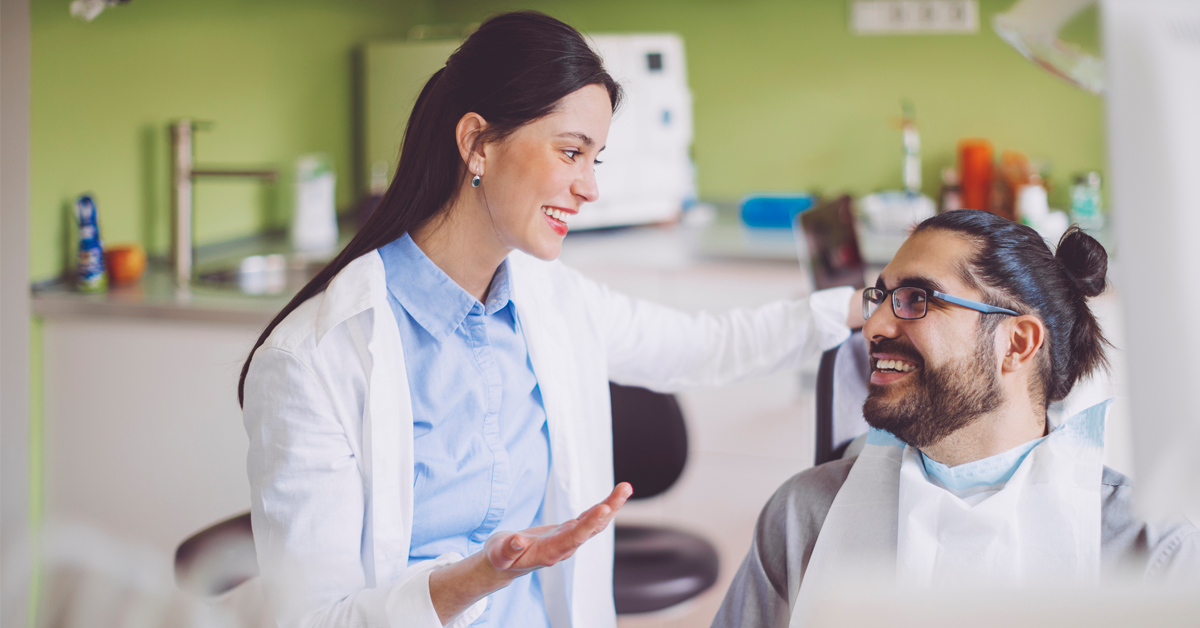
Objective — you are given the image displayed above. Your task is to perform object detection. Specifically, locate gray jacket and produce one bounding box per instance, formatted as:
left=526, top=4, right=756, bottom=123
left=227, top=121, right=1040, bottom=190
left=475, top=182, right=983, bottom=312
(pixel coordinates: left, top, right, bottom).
left=711, top=458, right=1200, bottom=628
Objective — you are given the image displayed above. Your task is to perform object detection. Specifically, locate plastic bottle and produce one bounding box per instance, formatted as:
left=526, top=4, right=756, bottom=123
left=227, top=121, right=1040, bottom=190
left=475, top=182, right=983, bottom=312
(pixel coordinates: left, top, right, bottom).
left=958, top=139, right=994, bottom=213
left=902, top=102, right=921, bottom=195
left=75, top=194, right=107, bottom=292
left=1070, top=172, right=1104, bottom=231
left=292, top=154, right=338, bottom=252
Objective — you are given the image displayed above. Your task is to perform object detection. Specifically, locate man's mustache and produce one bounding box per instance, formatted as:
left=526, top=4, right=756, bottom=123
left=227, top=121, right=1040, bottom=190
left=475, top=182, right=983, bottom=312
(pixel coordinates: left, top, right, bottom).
left=869, top=338, right=925, bottom=366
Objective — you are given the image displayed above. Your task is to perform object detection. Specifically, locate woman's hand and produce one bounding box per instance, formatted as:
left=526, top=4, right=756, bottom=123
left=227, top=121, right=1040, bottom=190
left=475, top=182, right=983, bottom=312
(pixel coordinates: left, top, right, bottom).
left=428, top=483, right=633, bottom=624
left=485, top=482, right=632, bottom=576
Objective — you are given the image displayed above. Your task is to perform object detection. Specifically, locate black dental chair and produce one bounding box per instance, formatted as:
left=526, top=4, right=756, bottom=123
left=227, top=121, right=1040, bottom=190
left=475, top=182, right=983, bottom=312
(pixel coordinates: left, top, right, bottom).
left=814, top=331, right=871, bottom=466
left=609, top=382, right=720, bottom=614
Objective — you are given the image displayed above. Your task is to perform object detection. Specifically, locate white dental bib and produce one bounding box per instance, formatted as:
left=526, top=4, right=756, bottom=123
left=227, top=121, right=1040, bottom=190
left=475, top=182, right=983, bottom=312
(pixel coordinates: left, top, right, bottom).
left=789, top=400, right=1111, bottom=627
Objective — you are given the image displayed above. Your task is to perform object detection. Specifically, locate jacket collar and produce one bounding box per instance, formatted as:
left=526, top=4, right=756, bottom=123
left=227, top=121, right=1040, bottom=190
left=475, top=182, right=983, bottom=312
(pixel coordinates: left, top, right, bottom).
left=313, top=242, right=519, bottom=346
left=314, top=250, right=386, bottom=346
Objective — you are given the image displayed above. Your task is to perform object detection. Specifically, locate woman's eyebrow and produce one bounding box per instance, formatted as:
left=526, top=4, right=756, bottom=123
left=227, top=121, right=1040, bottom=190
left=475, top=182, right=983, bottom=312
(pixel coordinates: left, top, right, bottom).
left=556, top=131, right=599, bottom=149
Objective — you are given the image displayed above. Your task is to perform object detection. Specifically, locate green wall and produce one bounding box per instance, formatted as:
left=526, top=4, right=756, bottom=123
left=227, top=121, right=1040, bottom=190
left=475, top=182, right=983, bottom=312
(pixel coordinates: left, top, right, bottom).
left=30, top=0, right=1102, bottom=282
left=432, top=0, right=1102, bottom=204
left=29, top=0, right=432, bottom=281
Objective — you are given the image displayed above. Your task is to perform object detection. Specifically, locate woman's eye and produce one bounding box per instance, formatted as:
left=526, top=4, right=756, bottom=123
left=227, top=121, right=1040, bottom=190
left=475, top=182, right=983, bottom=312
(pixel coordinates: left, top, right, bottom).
left=594, top=158, right=603, bottom=166
left=564, top=150, right=580, bottom=160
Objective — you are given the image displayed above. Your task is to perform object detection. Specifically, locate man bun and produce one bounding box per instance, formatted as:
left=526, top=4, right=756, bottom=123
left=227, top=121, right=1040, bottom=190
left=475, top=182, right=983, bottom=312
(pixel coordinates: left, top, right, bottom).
left=1054, top=226, right=1108, bottom=298
left=913, top=210, right=1111, bottom=405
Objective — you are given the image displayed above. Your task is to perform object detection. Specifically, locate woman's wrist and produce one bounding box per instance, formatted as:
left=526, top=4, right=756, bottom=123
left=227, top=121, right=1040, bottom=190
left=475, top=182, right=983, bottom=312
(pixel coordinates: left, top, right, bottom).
left=428, top=550, right=514, bottom=624
left=468, top=547, right=516, bottom=591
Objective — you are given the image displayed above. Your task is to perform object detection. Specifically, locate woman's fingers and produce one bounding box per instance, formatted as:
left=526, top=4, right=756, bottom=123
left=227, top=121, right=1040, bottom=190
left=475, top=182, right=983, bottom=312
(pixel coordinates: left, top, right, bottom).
left=526, top=484, right=634, bottom=564
left=490, top=484, right=636, bottom=573
left=569, top=482, right=633, bottom=531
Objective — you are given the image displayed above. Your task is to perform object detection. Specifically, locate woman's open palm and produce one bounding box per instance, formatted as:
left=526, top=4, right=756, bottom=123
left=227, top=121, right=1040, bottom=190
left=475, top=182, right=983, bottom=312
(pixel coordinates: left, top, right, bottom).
left=485, top=483, right=633, bottom=576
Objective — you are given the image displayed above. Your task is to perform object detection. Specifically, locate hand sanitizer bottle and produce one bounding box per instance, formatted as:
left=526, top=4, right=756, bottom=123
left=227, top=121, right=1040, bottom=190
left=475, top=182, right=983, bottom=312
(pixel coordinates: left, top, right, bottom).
left=291, top=154, right=339, bottom=252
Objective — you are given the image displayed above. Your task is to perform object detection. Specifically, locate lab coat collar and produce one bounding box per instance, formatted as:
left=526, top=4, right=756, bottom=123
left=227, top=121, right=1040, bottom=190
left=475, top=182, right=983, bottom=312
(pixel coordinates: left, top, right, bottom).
left=314, top=251, right=384, bottom=346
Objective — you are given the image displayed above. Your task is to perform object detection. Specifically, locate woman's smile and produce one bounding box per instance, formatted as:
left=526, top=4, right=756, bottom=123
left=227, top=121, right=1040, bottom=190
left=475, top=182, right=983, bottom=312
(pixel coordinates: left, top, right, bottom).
left=541, top=205, right=576, bottom=236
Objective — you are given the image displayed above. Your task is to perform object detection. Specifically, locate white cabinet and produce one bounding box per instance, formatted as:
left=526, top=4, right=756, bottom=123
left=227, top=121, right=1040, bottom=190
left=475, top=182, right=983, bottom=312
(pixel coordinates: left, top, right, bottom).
left=41, top=316, right=261, bottom=555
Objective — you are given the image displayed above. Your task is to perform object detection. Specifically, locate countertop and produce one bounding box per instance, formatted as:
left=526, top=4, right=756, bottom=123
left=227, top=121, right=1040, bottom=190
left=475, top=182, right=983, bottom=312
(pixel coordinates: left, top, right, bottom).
left=31, top=207, right=816, bottom=325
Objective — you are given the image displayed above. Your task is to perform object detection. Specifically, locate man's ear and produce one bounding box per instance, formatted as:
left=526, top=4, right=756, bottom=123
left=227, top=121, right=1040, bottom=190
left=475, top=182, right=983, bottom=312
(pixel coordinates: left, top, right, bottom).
left=455, top=112, right=489, bottom=177
left=1001, top=315, right=1044, bottom=374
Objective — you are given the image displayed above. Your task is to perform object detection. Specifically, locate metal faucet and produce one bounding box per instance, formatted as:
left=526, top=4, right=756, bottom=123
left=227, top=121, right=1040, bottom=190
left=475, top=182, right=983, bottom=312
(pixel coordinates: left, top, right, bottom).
left=169, top=119, right=278, bottom=288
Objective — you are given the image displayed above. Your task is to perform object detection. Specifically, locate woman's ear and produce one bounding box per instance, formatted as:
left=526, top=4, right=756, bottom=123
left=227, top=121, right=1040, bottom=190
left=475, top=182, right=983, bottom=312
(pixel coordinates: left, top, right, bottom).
left=1002, top=314, right=1045, bottom=374
left=456, top=112, right=489, bottom=177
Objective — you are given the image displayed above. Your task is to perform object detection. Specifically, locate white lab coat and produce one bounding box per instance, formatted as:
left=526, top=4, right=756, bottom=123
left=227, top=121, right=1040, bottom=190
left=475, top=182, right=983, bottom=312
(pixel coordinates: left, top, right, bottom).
left=242, top=249, right=852, bottom=628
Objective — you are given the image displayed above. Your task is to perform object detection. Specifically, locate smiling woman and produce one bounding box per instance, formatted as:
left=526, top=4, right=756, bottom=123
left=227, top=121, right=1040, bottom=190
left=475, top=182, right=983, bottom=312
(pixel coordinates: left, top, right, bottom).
left=235, top=10, right=857, bottom=628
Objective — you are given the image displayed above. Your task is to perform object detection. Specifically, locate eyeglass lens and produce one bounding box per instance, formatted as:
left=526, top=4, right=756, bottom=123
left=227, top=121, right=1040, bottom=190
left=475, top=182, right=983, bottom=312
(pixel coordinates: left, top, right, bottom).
left=863, top=287, right=928, bottom=320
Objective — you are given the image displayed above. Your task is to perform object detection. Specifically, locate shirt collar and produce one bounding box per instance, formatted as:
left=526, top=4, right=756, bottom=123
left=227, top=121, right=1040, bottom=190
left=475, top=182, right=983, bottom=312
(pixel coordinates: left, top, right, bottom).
left=920, top=436, right=1045, bottom=493
left=379, top=233, right=514, bottom=341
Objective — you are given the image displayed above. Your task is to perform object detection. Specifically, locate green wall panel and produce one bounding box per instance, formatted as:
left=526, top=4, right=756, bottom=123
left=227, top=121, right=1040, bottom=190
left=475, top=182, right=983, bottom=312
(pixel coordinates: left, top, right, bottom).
left=30, top=0, right=1102, bottom=281
left=431, top=0, right=1103, bottom=208
left=30, top=0, right=431, bottom=281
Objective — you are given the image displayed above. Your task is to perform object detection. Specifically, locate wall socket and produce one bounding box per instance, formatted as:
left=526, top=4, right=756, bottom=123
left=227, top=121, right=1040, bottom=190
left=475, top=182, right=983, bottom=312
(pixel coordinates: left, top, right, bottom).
left=851, top=0, right=979, bottom=35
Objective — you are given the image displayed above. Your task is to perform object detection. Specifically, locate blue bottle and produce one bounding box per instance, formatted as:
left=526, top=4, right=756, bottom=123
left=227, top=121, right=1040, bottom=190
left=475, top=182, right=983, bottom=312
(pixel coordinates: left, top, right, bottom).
left=76, top=194, right=107, bottom=292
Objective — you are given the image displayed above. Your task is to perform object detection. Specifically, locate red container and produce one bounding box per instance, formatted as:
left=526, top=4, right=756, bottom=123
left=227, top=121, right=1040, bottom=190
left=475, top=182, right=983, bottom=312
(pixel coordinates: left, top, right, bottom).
left=958, top=139, right=994, bottom=213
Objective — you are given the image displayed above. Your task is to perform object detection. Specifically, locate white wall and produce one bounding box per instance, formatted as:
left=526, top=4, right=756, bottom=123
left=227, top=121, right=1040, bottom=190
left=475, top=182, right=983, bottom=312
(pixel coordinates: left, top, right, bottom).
left=1, top=0, right=33, bottom=625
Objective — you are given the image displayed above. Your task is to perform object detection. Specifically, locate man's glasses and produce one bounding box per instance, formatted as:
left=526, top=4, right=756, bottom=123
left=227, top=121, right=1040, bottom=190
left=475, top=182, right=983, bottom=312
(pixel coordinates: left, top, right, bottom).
left=863, top=286, right=1019, bottom=320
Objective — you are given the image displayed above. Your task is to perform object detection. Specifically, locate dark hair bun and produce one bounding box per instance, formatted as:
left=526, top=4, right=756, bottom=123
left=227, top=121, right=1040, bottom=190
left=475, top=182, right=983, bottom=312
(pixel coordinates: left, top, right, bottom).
left=1055, top=226, right=1108, bottom=298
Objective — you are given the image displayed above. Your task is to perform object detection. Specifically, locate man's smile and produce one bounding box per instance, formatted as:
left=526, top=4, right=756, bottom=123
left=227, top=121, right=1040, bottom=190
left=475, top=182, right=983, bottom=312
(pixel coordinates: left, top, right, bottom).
left=870, top=352, right=920, bottom=385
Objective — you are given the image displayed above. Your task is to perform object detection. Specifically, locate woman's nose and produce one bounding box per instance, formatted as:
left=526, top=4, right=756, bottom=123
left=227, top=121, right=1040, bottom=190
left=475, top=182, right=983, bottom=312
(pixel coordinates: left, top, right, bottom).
left=573, top=165, right=600, bottom=203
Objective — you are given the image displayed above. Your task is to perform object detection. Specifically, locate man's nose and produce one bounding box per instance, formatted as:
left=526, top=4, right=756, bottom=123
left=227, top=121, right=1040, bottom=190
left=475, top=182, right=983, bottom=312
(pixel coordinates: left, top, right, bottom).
left=863, top=297, right=902, bottom=342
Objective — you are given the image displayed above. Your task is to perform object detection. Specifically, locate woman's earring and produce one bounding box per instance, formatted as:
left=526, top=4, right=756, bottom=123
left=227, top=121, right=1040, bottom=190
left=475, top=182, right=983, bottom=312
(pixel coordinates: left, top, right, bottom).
left=471, top=174, right=481, bottom=188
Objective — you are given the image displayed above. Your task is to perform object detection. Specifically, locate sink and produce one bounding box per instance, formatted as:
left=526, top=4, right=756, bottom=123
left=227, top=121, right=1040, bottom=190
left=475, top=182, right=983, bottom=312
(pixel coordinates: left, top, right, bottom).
left=196, top=254, right=329, bottom=295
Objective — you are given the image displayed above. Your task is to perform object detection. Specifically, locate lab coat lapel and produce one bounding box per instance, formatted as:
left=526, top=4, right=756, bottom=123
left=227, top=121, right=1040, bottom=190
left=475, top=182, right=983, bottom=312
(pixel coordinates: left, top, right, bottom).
left=318, top=252, right=414, bottom=588
left=510, top=255, right=581, bottom=628
left=510, top=257, right=578, bottom=514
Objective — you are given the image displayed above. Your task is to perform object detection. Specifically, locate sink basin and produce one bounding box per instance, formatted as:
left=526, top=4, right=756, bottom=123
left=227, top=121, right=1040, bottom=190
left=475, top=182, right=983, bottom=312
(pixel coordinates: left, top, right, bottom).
left=196, top=254, right=329, bottom=295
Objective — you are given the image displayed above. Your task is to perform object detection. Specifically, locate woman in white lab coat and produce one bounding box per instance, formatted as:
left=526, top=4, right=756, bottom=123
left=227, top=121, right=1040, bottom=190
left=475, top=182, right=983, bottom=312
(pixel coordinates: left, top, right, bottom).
left=239, top=11, right=853, bottom=628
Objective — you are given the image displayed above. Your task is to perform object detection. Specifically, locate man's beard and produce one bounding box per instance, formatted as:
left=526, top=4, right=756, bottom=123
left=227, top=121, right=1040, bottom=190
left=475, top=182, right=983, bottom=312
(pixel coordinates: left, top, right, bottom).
left=862, top=332, right=1004, bottom=449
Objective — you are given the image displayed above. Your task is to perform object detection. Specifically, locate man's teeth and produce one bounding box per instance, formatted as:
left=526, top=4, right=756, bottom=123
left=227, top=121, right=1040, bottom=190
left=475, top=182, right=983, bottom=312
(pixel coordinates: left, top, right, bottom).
left=876, top=359, right=916, bottom=373
left=542, top=207, right=572, bottom=223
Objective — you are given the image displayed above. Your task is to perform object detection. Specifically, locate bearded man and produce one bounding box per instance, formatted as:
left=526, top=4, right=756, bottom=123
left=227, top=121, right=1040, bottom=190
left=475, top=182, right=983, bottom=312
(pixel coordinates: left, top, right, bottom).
left=711, top=210, right=1199, bottom=628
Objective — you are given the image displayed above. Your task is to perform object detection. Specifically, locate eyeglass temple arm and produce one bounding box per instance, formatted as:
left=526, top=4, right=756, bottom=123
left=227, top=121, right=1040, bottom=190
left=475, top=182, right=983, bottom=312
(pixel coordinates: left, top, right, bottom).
left=932, top=291, right=1019, bottom=316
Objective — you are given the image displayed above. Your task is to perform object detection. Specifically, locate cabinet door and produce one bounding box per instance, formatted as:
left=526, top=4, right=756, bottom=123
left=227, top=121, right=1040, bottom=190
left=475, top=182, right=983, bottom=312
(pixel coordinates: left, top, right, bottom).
left=42, top=317, right=259, bottom=555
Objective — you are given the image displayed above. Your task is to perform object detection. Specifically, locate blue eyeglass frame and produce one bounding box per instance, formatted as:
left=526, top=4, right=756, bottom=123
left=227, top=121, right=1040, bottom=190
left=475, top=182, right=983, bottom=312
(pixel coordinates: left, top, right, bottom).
left=863, top=286, right=1019, bottom=320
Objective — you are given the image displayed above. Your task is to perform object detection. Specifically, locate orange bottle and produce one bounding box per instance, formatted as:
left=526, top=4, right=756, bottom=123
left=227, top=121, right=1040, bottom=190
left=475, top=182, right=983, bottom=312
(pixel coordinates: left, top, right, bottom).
left=958, top=139, right=994, bottom=213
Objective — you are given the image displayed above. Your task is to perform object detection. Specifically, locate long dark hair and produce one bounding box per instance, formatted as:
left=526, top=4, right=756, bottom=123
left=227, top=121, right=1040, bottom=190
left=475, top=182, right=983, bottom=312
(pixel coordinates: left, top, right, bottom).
left=238, top=11, right=621, bottom=405
left=914, top=209, right=1111, bottom=406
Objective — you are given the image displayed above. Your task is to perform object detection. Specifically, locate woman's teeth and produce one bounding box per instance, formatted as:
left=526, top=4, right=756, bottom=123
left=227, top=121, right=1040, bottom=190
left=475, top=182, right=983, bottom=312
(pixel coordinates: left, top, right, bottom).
left=875, top=359, right=916, bottom=373
left=542, top=207, right=572, bottom=224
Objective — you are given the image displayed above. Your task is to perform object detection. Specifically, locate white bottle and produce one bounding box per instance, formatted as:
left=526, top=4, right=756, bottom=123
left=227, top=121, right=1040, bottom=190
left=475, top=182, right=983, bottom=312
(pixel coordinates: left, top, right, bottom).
left=902, top=102, right=921, bottom=195
left=292, top=154, right=339, bottom=252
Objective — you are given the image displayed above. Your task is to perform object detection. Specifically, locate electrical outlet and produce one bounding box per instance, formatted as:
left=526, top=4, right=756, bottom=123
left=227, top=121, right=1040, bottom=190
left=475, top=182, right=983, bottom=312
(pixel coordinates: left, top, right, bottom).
left=851, top=1, right=979, bottom=35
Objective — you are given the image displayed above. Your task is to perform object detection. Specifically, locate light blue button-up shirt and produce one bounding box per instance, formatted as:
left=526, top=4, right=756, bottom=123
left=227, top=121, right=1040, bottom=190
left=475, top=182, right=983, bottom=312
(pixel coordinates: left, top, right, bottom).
left=378, top=234, right=551, bottom=628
